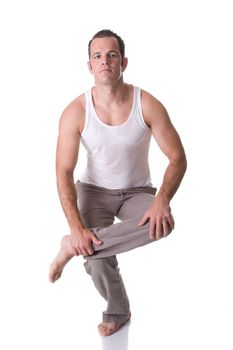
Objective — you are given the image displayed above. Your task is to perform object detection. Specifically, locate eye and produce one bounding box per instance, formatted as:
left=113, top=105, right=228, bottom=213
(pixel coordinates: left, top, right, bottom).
left=109, top=52, right=117, bottom=58
left=93, top=54, right=101, bottom=59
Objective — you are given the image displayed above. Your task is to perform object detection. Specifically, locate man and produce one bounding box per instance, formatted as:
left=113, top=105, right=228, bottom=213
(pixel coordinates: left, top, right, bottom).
left=49, top=29, right=187, bottom=336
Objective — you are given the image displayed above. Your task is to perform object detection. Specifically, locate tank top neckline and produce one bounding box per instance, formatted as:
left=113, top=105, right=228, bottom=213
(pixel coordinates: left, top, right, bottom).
left=88, top=86, right=137, bottom=128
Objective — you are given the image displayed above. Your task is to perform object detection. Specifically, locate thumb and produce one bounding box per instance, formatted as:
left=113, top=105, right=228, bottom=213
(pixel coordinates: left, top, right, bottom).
left=138, top=214, right=149, bottom=226
left=91, top=233, right=103, bottom=245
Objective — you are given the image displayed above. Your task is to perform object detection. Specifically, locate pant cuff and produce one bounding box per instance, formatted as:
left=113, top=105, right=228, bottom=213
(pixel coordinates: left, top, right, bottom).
left=102, top=311, right=130, bottom=324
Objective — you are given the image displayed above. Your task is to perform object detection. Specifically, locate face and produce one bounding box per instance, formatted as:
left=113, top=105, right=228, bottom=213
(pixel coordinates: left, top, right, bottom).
left=88, top=37, right=128, bottom=84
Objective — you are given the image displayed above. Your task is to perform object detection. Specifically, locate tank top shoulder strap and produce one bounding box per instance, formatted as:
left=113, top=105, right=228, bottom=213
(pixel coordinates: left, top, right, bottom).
left=82, top=89, right=93, bottom=136
left=133, top=86, right=149, bottom=130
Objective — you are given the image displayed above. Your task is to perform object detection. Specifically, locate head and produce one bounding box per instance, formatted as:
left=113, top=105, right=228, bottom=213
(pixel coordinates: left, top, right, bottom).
left=87, top=29, right=128, bottom=84
left=88, top=29, right=125, bottom=62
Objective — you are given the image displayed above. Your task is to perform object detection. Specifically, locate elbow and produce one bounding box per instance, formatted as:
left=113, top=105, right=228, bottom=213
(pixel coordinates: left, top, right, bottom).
left=180, top=152, right=187, bottom=173
left=183, top=149, right=188, bottom=171
left=171, top=150, right=187, bottom=174
left=56, top=166, right=74, bottom=183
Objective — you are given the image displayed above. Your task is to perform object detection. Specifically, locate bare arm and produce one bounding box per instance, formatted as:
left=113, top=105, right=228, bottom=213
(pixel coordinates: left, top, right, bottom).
left=139, top=91, right=187, bottom=239
left=56, top=105, right=82, bottom=230
left=56, top=99, right=102, bottom=255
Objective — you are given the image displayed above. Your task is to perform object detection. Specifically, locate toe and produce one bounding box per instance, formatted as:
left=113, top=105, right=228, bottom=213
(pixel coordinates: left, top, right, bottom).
left=98, top=324, right=106, bottom=336
left=98, top=322, right=119, bottom=336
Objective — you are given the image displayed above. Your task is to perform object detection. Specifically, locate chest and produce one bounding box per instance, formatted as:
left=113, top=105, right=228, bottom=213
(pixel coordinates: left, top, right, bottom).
left=94, top=100, right=133, bottom=126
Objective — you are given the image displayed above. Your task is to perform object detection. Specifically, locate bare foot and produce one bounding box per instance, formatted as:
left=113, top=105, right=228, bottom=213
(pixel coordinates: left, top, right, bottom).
left=98, top=312, right=131, bottom=336
left=49, top=235, right=76, bottom=283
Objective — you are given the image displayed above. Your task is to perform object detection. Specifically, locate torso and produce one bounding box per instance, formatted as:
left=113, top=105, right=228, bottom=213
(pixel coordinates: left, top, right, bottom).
left=71, top=84, right=152, bottom=135
left=79, top=85, right=152, bottom=189
left=91, top=84, right=134, bottom=126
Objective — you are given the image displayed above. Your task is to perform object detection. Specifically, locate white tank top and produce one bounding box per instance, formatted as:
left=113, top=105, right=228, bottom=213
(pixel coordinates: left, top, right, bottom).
left=79, top=86, right=152, bottom=189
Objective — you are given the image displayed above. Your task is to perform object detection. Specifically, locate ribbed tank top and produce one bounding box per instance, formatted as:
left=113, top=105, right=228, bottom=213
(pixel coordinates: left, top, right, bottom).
left=79, top=86, right=152, bottom=189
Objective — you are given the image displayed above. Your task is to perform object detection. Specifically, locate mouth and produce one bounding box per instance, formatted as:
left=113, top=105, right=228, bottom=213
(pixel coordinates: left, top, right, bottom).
left=99, top=69, right=112, bottom=73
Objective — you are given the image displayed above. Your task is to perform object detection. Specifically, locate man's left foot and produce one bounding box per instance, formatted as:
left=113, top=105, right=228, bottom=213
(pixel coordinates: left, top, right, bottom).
left=98, top=312, right=131, bottom=336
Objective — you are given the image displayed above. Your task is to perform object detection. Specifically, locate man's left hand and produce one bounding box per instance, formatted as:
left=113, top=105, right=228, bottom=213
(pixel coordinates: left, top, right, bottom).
left=138, top=195, right=175, bottom=240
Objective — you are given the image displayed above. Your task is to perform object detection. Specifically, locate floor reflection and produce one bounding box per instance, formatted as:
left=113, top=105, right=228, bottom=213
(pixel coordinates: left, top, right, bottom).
left=101, top=320, right=131, bottom=350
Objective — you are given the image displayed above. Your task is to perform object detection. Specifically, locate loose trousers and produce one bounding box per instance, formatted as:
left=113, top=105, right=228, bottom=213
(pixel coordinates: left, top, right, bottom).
left=76, top=181, right=167, bottom=324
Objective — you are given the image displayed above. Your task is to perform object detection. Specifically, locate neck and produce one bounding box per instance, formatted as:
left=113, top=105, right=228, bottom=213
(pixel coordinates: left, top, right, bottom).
left=93, top=80, right=129, bottom=104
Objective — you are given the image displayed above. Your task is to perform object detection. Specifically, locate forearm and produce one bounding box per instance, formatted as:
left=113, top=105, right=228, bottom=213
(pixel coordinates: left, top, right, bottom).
left=156, top=155, right=187, bottom=202
left=57, top=173, right=85, bottom=232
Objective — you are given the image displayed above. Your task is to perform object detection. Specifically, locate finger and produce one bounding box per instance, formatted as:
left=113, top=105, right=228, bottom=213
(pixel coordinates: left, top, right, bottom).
left=167, top=214, right=175, bottom=230
left=86, top=245, right=94, bottom=256
left=78, top=245, right=89, bottom=256
left=156, top=221, right=163, bottom=240
left=163, top=220, right=171, bottom=237
left=81, top=248, right=89, bottom=256
left=72, top=248, right=79, bottom=256
left=138, top=214, right=149, bottom=226
left=149, top=220, right=156, bottom=239
left=77, top=248, right=82, bottom=256
left=91, top=233, right=103, bottom=245
left=71, top=241, right=81, bottom=256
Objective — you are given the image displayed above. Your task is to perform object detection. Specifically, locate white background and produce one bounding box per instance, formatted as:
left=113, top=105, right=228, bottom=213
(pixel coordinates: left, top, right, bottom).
left=0, top=0, right=232, bottom=349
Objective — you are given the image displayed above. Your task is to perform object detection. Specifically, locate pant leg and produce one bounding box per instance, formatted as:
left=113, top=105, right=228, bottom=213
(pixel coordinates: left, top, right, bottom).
left=76, top=182, right=130, bottom=324
left=84, top=256, right=130, bottom=324
left=86, top=188, right=172, bottom=260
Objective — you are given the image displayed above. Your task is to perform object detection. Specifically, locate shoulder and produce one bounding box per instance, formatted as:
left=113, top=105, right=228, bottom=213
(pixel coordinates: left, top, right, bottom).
left=140, top=89, right=170, bottom=128
left=59, top=93, right=86, bottom=134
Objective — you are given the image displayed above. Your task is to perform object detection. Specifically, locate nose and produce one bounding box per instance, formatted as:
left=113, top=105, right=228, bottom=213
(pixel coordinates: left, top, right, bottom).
left=101, top=54, right=110, bottom=65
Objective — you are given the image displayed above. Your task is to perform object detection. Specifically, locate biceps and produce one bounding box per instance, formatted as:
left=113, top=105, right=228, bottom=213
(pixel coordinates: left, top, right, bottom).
left=153, top=123, right=185, bottom=161
left=56, top=132, right=80, bottom=174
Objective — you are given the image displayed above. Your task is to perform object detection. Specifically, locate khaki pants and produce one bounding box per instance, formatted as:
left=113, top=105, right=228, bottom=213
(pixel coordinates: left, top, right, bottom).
left=76, top=181, right=163, bottom=324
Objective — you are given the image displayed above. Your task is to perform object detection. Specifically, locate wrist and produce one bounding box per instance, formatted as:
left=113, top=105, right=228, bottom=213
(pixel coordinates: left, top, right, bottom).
left=70, top=225, right=85, bottom=236
left=155, top=191, right=170, bottom=203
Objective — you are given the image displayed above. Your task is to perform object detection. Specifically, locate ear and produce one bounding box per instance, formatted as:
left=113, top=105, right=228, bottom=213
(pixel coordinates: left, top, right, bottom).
left=121, top=57, right=128, bottom=72
left=87, top=61, right=93, bottom=74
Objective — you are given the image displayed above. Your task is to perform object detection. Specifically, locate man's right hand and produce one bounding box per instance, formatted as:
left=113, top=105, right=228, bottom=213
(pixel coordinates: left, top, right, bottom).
left=70, top=228, right=103, bottom=256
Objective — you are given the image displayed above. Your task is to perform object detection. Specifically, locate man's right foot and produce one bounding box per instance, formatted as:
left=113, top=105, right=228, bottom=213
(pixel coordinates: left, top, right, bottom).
left=49, top=235, right=76, bottom=283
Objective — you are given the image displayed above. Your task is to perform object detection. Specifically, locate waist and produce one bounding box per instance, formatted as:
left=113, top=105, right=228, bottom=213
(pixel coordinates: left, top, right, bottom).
left=76, top=180, right=156, bottom=194
left=80, top=162, right=151, bottom=189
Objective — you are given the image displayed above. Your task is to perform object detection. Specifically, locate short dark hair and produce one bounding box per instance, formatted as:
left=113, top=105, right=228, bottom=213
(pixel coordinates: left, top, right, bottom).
left=88, top=29, right=125, bottom=59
